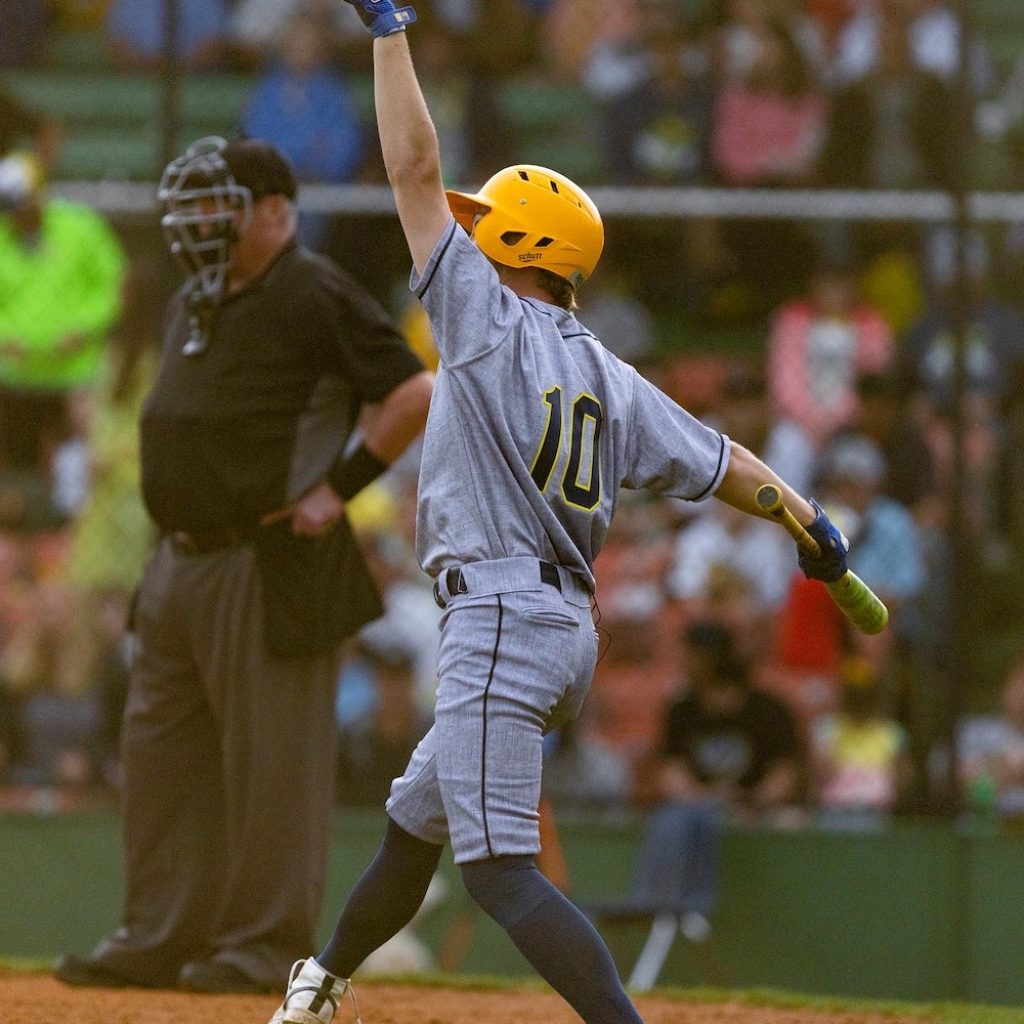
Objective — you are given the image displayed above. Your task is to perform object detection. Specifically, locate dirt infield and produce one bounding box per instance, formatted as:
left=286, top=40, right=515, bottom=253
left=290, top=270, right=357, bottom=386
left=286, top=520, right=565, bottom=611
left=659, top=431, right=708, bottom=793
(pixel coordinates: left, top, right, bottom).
left=0, top=974, right=930, bottom=1024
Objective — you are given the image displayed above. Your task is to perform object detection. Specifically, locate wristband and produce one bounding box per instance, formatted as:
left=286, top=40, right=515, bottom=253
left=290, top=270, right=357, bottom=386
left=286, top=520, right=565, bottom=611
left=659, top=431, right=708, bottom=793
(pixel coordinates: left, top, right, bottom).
left=328, top=442, right=389, bottom=501
left=369, top=5, right=416, bottom=36
left=350, top=1, right=417, bottom=38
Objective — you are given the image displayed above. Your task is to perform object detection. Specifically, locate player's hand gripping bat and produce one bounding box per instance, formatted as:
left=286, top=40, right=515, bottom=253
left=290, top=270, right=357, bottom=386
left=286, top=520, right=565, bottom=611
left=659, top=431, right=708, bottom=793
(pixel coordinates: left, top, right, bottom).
left=755, top=483, right=889, bottom=635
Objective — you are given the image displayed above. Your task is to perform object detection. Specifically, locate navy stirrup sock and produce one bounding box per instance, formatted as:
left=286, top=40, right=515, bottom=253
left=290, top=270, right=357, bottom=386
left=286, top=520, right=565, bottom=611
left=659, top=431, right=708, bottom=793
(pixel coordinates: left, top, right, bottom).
left=317, top=817, right=443, bottom=979
left=461, top=855, right=644, bottom=1024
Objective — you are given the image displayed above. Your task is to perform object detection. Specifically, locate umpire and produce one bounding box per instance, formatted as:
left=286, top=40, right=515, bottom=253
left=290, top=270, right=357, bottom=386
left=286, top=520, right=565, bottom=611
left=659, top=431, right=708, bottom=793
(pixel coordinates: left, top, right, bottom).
left=55, top=137, right=433, bottom=993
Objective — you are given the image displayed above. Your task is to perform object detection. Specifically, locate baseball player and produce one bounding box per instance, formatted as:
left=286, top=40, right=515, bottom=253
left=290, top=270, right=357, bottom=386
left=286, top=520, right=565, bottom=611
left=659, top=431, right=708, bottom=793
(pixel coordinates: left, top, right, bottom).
left=267, top=3, right=851, bottom=1022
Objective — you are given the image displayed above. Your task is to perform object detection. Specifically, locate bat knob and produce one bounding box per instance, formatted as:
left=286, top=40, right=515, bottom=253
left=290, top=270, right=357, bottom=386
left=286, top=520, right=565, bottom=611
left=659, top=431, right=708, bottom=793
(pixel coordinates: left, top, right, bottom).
left=755, top=484, right=782, bottom=513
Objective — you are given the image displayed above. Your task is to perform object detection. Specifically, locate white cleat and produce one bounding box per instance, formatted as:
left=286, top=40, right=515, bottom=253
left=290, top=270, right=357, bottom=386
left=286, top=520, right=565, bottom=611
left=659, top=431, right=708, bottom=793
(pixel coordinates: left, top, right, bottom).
left=266, top=958, right=361, bottom=1024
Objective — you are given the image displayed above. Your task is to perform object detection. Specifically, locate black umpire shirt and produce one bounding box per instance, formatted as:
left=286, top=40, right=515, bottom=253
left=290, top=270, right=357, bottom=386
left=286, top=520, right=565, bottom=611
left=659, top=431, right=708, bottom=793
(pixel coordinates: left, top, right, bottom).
left=141, top=239, right=423, bottom=534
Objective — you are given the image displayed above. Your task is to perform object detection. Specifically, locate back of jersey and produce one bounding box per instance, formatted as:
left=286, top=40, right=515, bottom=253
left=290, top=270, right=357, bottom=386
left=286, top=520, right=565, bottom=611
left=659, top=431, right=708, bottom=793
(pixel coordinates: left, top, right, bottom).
left=412, top=220, right=728, bottom=590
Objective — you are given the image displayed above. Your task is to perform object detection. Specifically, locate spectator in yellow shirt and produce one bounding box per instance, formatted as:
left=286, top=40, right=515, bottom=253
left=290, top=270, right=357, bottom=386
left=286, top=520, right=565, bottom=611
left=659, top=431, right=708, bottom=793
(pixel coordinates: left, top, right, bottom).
left=0, top=153, right=125, bottom=471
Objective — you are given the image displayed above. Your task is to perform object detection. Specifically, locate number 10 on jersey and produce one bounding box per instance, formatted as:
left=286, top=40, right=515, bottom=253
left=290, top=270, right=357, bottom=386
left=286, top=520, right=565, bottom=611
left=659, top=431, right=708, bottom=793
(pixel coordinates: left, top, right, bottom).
left=530, top=386, right=603, bottom=511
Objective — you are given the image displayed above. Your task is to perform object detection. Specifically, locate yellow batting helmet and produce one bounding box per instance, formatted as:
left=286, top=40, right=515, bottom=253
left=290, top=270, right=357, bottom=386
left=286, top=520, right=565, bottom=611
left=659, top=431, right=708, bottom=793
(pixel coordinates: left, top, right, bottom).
left=446, top=165, right=604, bottom=289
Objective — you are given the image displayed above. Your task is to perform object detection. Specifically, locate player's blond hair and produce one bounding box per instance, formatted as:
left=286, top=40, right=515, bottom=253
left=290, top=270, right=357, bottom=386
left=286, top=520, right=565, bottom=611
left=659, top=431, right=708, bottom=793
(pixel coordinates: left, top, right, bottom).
left=534, top=268, right=578, bottom=312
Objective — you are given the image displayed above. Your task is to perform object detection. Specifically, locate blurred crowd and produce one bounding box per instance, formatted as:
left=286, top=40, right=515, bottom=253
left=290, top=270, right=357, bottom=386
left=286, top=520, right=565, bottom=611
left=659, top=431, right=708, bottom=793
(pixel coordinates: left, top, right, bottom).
left=0, top=0, right=1024, bottom=852
left=9, top=0, right=1024, bottom=313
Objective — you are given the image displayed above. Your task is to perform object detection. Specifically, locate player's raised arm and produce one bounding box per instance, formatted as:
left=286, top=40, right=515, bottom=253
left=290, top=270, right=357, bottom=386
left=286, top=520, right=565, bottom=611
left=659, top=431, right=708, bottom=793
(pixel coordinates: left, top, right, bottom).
left=344, top=0, right=451, bottom=274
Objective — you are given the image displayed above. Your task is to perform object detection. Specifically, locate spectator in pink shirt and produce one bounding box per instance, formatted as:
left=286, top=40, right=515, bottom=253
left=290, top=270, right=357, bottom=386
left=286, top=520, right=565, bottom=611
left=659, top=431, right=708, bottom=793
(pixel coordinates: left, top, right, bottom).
left=767, top=259, right=893, bottom=451
left=708, top=14, right=827, bottom=317
left=710, top=16, right=826, bottom=188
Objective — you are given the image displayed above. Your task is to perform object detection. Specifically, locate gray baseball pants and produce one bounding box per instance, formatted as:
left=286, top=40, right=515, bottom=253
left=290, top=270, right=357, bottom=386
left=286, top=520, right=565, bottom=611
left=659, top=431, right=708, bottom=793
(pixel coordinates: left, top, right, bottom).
left=387, top=556, right=596, bottom=863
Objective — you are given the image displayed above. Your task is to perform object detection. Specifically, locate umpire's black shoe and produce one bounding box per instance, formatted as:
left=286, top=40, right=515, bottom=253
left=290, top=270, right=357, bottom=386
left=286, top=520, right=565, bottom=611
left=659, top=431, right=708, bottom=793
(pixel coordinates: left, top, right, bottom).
left=54, top=953, right=135, bottom=988
left=178, top=959, right=275, bottom=994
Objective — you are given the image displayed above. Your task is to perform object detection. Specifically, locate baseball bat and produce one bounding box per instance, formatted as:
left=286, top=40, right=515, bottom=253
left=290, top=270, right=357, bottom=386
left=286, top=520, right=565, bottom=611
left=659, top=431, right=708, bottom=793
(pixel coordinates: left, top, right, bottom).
left=755, top=484, right=889, bottom=635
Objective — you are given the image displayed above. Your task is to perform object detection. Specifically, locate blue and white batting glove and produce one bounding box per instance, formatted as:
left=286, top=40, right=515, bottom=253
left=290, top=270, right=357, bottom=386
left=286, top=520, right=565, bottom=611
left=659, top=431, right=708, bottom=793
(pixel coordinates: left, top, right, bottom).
left=798, top=499, right=850, bottom=582
left=344, top=0, right=417, bottom=37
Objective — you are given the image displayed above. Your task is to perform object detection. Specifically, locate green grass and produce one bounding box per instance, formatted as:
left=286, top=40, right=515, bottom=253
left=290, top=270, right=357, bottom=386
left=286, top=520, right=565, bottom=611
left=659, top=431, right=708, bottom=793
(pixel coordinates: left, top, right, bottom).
left=4, top=960, right=1019, bottom=1023
left=657, top=986, right=1024, bottom=1023
left=0, top=958, right=51, bottom=972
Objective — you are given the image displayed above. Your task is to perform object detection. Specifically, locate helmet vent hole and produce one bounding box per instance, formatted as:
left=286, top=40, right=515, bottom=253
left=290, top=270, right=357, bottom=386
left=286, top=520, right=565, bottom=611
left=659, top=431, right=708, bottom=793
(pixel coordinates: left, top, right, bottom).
left=549, top=180, right=560, bottom=193
left=518, top=170, right=530, bottom=181
left=500, top=231, right=527, bottom=246
left=536, top=237, right=554, bottom=247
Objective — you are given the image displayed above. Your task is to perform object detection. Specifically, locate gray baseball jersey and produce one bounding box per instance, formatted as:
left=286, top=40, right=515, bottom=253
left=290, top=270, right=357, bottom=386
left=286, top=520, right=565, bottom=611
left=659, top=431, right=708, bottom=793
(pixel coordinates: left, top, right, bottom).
left=385, top=218, right=731, bottom=863
left=413, top=218, right=730, bottom=591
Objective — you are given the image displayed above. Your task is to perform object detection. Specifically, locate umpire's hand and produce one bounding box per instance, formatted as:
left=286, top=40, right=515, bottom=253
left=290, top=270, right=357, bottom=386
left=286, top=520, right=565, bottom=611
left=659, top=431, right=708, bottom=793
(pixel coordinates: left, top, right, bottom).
left=283, top=481, right=345, bottom=537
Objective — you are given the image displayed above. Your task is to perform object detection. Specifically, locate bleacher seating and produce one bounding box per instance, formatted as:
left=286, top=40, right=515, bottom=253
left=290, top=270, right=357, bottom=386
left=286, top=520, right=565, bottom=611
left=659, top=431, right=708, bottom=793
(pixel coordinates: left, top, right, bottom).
left=3, top=7, right=1021, bottom=185
left=2, top=26, right=602, bottom=183
left=5, top=67, right=258, bottom=180
left=975, top=0, right=1023, bottom=72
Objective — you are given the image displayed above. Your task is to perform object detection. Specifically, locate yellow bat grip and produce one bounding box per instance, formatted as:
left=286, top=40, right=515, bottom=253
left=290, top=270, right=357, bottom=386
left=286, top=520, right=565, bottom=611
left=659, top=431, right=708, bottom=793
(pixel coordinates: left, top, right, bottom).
left=754, top=484, right=889, bottom=635
left=755, top=484, right=820, bottom=557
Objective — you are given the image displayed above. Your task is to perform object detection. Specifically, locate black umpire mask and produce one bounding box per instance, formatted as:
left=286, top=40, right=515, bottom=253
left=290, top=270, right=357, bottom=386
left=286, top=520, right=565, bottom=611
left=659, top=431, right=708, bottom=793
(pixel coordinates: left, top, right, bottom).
left=157, top=136, right=252, bottom=355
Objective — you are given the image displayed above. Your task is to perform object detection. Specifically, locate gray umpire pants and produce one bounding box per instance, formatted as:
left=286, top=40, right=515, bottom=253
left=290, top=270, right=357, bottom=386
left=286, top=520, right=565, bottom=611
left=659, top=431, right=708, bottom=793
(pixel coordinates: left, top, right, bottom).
left=90, top=537, right=341, bottom=987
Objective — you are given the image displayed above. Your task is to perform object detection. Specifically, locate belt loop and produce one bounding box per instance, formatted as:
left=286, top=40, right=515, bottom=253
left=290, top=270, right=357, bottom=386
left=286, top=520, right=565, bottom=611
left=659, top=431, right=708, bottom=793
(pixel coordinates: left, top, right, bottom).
left=434, top=567, right=469, bottom=610
left=539, top=560, right=561, bottom=592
